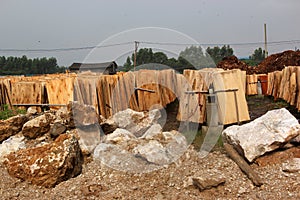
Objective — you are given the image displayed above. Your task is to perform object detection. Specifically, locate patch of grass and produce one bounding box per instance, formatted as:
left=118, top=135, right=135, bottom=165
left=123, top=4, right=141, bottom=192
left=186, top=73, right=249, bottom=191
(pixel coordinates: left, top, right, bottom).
left=0, top=105, right=26, bottom=120
left=191, top=127, right=224, bottom=152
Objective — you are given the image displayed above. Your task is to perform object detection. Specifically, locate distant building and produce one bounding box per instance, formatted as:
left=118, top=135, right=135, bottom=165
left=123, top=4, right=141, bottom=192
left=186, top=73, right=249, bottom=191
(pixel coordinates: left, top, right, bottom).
left=69, top=61, right=118, bottom=74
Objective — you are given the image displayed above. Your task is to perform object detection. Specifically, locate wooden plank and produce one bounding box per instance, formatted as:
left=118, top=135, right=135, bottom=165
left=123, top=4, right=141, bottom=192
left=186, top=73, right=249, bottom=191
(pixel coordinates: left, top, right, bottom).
left=73, top=74, right=98, bottom=112
left=272, top=71, right=282, bottom=100
left=135, top=70, right=161, bottom=111
left=246, top=74, right=258, bottom=95
left=296, top=67, right=300, bottom=110
left=213, top=69, right=250, bottom=124
left=267, top=72, right=274, bottom=96
left=45, top=76, right=75, bottom=109
left=11, top=81, right=43, bottom=105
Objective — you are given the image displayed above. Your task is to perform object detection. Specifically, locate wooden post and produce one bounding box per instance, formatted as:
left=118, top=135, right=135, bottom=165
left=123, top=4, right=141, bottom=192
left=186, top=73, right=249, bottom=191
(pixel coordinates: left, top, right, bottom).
left=224, top=143, right=263, bottom=186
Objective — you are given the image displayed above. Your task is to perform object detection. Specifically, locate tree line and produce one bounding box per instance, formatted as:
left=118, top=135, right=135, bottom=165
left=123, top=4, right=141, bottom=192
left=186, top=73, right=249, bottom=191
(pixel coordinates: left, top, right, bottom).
left=123, top=45, right=266, bottom=72
left=0, top=55, right=66, bottom=75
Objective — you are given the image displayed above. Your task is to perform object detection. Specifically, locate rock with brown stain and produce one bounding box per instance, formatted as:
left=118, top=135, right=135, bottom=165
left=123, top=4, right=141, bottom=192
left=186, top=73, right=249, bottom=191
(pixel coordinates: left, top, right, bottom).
left=4, top=133, right=83, bottom=188
left=22, top=113, right=55, bottom=139
left=0, top=115, right=28, bottom=142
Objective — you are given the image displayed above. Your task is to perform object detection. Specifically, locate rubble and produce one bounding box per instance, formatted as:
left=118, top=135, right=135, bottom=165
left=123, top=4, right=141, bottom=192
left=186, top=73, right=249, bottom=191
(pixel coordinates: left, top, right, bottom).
left=22, top=113, right=55, bottom=139
left=0, top=114, right=28, bottom=142
left=223, top=108, right=300, bottom=162
left=4, top=133, right=83, bottom=188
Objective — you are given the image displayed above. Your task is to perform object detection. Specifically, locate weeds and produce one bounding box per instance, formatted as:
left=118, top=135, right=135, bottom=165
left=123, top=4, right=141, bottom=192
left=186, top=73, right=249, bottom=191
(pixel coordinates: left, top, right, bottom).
left=0, top=105, right=26, bottom=120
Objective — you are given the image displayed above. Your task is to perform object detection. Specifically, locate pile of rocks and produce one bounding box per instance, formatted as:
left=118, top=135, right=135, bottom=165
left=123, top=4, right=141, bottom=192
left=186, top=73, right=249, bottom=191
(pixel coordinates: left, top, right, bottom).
left=0, top=102, right=189, bottom=187
left=0, top=102, right=101, bottom=187
left=94, top=108, right=188, bottom=173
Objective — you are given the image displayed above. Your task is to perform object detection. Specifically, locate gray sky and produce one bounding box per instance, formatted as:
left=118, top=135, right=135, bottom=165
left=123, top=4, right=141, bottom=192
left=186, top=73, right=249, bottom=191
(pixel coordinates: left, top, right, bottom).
left=1, top=0, right=300, bottom=66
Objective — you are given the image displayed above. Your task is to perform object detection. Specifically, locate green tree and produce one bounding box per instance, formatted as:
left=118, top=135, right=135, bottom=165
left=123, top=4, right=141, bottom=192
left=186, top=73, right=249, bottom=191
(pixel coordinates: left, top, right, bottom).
left=249, top=47, right=265, bottom=64
left=123, top=56, right=133, bottom=71
left=179, top=46, right=215, bottom=68
left=0, top=55, right=64, bottom=75
left=206, top=45, right=234, bottom=64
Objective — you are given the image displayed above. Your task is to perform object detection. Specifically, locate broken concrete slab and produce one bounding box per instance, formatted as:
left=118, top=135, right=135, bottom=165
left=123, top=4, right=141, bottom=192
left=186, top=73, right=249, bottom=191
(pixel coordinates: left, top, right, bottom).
left=22, top=113, right=55, bottom=139
left=0, top=115, right=28, bottom=142
left=4, top=133, right=83, bottom=188
left=223, top=108, right=300, bottom=162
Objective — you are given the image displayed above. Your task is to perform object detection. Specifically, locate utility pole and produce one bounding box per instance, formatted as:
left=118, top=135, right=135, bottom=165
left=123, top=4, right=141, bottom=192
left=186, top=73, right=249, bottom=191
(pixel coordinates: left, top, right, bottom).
left=264, top=23, right=268, bottom=58
left=134, top=41, right=139, bottom=71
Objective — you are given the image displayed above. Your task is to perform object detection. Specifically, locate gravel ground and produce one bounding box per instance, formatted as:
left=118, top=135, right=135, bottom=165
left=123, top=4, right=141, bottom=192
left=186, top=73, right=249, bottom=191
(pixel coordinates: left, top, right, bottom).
left=0, top=145, right=299, bottom=200
left=1, top=96, right=299, bottom=199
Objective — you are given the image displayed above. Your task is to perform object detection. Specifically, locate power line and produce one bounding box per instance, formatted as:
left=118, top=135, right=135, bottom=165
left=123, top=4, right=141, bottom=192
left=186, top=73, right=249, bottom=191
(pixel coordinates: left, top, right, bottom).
left=0, top=40, right=300, bottom=53
left=141, top=40, right=300, bottom=47
left=0, top=41, right=133, bottom=53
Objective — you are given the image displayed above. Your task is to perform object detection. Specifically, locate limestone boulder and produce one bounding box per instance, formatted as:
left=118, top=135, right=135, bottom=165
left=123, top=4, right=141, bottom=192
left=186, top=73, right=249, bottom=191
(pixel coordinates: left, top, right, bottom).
left=111, top=108, right=161, bottom=137
left=4, top=133, right=83, bottom=188
left=0, top=115, right=28, bottom=142
left=223, top=108, right=300, bottom=162
left=104, top=128, right=136, bottom=144
left=0, top=135, right=26, bottom=163
left=22, top=113, right=55, bottom=139
left=133, top=140, right=170, bottom=165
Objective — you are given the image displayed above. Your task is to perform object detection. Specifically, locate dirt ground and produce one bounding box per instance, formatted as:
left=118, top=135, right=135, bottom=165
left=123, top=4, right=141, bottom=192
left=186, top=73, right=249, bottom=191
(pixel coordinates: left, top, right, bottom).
left=0, top=96, right=300, bottom=199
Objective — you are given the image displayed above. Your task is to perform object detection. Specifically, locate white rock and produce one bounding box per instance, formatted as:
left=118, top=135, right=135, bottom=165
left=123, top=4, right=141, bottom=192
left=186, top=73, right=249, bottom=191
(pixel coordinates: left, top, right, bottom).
left=27, top=107, right=37, bottom=115
left=223, top=108, right=300, bottom=162
left=133, top=140, right=170, bottom=165
left=0, top=135, right=26, bottom=163
left=112, top=109, right=145, bottom=129
left=105, top=128, right=136, bottom=144
left=141, top=124, right=162, bottom=139
left=111, top=108, right=161, bottom=136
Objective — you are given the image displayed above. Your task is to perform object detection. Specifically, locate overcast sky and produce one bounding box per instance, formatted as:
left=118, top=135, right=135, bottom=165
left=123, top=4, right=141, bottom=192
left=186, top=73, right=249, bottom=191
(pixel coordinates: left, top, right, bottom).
left=1, top=0, right=300, bottom=66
